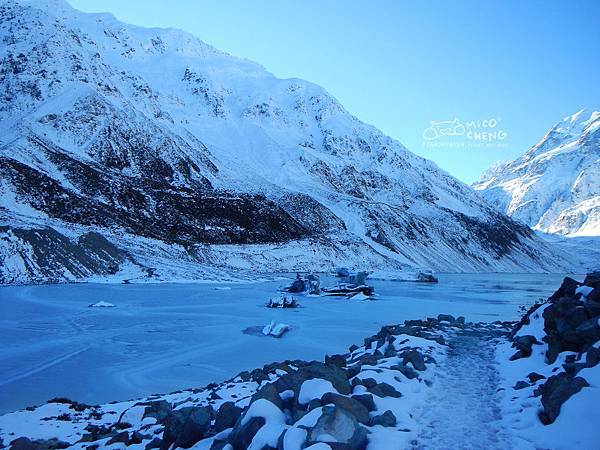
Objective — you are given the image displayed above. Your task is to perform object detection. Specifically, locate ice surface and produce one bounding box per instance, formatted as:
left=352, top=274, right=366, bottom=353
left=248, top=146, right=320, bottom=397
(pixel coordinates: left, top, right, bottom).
left=0, top=273, right=578, bottom=414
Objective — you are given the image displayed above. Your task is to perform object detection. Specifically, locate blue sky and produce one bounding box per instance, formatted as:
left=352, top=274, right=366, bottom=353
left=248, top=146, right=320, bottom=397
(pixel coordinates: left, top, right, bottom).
left=67, top=0, right=600, bottom=183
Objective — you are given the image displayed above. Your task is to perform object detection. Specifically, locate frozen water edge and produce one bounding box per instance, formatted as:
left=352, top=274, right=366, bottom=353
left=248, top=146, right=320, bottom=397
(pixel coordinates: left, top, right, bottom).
left=0, top=273, right=576, bottom=414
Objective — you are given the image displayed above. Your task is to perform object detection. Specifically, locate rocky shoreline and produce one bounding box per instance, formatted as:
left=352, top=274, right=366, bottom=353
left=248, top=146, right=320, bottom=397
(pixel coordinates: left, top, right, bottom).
left=496, top=272, right=600, bottom=449
left=0, top=274, right=598, bottom=450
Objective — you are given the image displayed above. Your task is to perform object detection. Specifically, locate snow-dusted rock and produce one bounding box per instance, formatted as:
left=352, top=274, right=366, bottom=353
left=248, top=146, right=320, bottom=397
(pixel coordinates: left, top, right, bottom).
left=497, top=273, right=600, bottom=449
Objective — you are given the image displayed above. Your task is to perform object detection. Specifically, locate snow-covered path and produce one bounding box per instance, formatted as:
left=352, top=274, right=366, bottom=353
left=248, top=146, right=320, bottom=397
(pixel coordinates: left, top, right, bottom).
left=414, top=330, right=514, bottom=450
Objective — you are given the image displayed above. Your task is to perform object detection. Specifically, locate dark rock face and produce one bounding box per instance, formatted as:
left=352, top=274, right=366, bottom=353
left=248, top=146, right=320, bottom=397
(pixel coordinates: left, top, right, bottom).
left=507, top=273, right=600, bottom=426
left=320, top=392, right=370, bottom=425
left=526, top=372, right=546, bottom=383
left=368, top=382, right=402, bottom=398
left=160, top=406, right=211, bottom=450
left=0, top=155, right=310, bottom=248
left=140, top=400, right=173, bottom=425
left=350, top=394, right=376, bottom=412
left=542, top=278, right=600, bottom=364
left=401, top=350, right=426, bottom=371
left=0, top=226, right=127, bottom=284
left=510, top=335, right=541, bottom=361
left=8, top=438, right=69, bottom=450
left=227, top=416, right=265, bottom=450
left=214, top=402, right=243, bottom=432
left=538, top=373, right=589, bottom=424
left=369, top=410, right=396, bottom=428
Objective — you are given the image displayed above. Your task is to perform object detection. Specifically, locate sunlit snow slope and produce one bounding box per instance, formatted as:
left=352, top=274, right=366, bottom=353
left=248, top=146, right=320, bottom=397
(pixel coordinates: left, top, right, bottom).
left=474, top=109, right=600, bottom=237
left=0, top=0, right=567, bottom=283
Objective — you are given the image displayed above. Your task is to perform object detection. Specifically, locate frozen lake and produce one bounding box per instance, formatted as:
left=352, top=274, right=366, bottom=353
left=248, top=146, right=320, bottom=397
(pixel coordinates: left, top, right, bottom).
left=0, top=273, right=576, bottom=414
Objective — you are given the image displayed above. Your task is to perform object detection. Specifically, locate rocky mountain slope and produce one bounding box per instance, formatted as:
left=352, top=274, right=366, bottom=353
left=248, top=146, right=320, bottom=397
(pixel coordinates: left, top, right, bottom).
left=0, top=0, right=568, bottom=283
left=474, top=109, right=600, bottom=237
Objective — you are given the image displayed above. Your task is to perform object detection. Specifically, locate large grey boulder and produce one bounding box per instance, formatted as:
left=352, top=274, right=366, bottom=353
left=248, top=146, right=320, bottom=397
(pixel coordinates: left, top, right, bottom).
left=510, top=335, right=541, bottom=360
left=161, top=406, right=212, bottom=449
left=8, top=438, right=69, bottom=450
left=228, top=416, right=265, bottom=450
left=141, top=400, right=172, bottom=425
left=538, top=373, right=589, bottom=424
left=214, top=402, right=243, bottom=432
left=369, top=410, right=396, bottom=427
left=320, top=393, right=370, bottom=424
left=401, top=350, right=426, bottom=371
left=368, top=382, right=401, bottom=398
left=307, top=406, right=367, bottom=450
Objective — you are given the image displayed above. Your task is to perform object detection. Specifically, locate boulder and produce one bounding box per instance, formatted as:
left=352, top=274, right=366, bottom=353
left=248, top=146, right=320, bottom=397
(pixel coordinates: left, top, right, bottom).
left=161, top=406, right=211, bottom=450
left=513, top=381, right=530, bottom=390
left=512, top=335, right=541, bottom=357
left=141, top=400, right=172, bottom=425
left=368, top=382, right=401, bottom=398
left=538, top=373, right=589, bottom=424
left=369, top=410, right=396, bottom=427
left=575, top=318, right=600, bottom=344
left=108, top=432, right=130, bottom=446
left=9, top=438, right=69, bottom=450
left=297, top=363, right=352, bottom=395
left=209, top=440, right=229, bottom=450
left=586, top=347, right=600, bottom=367
left=228, top=416, right=265, bottom=450
left=583, top=271, right=600, bottom=290
left=274, top=362, right=351, bottom=398
left=350, top=394, right=376, bottom=412
left=437, top=314, right=455, bottom=323
left=307, top=406, right=367, bottom=450
left=526, top=372, right=546, bottom=383
left=277, top=427, right=307, bottom=450
left=325, top=354, right=347, bottom=368
left=251, top=383, right=284, bottom=410
left=320, top=393, right=370, bottom=424
left=548, top=277, right=580, bottom=302
left=400, top=350, right=426, bottom=371
left=144, top=438, right=162, bottom=449
left=214, top=402, right=243, bottom=432
left=354, top=354, right=379, bottom=367
left=391, top=363, right=418, bottom=379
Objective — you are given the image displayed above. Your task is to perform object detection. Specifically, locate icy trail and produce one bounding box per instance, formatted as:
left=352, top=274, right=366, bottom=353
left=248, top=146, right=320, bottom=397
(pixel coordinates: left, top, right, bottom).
left=414, top=330, right=514, bottom=450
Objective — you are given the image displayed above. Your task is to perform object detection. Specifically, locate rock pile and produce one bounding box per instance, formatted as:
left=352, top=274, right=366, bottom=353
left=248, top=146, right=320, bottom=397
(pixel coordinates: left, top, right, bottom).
left=506, top=271, right=600, bottom=424
left=4, top=315, right=479, bottom=450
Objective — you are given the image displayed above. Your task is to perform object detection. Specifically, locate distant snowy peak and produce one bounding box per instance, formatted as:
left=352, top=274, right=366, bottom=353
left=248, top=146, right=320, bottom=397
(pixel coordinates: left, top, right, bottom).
left=474, top=109, right=600, bottom=237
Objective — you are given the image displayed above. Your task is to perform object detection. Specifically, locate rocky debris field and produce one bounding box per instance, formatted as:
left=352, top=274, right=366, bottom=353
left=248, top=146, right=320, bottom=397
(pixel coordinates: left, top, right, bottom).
left=0, top=315, right=512, bottom=450
left=497, top=272, right=600, bottom=449
left=1, top=274, right=598, bottom=449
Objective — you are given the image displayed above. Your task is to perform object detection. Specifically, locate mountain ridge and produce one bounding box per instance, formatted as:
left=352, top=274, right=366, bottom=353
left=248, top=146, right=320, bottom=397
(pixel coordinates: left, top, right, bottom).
left=0, top=0, right=572, bottom=283
left=474, top=109, right=599, bottom=237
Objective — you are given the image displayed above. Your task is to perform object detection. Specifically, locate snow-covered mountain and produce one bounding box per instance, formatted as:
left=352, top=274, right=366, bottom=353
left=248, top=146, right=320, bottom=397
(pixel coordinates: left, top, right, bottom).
left=474, top=109, right=600, bottom=237
left=0, top=0, right=569, bottom=283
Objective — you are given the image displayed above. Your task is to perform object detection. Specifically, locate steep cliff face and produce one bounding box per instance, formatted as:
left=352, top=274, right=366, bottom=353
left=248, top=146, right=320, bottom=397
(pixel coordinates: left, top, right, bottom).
left=474, top=109, right=599, bottom=237
left=0, top=0, right=566, bottom=283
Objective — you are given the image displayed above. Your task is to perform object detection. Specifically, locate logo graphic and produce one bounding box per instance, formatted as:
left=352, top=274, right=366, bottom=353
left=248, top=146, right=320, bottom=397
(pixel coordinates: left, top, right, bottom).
left=423, top=119, right=465, bottom=141
left=422, top=117, right=508, bottom=148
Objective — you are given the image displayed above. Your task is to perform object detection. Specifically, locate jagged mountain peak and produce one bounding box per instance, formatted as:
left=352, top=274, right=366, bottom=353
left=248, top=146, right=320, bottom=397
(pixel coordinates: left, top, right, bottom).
left=474, top=109, right=599, bottom=237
